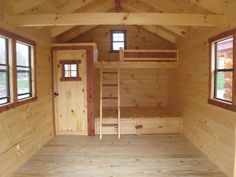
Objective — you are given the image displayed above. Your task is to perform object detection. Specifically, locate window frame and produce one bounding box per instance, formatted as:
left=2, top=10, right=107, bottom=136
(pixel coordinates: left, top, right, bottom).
left=16, top=41, right=34, bottom=101
left=0, top=28, right=37, bottom=113
left=60, top=60, right=81, bottom=81
left=0, top=36, right=10, bottom=105
left=110, top=30, right=127, bottom=53
left=208, top=29, right=236, bottom=112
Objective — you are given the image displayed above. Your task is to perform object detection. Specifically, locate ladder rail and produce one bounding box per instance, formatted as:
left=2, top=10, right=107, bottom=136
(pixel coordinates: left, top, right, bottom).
left=118, top=61, right=121, bottom=139
left=99, top=62, right=103, bottom=139
left=99, top=61, right=121, bottom=139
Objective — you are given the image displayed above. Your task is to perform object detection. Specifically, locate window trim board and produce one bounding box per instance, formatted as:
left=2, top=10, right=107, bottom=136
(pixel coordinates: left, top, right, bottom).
left=208, top=29, right=236, bottom=112
left=59, top=60, right=82, bottom=81
left=110, top=30, right=127, bottom=53
left=0, top=28, right=37, bottom=113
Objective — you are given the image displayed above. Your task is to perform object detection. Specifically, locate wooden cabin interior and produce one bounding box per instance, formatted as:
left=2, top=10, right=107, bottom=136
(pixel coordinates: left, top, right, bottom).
left=0, top=0, right=236, bottom=177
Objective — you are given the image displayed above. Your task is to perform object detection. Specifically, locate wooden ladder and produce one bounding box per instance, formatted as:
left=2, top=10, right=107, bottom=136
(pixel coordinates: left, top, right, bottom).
left=99, top=61, right=121, bottom=139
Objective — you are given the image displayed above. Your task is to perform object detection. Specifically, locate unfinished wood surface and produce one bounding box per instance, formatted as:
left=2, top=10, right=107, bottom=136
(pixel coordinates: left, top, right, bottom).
left=71, top=25, right=175, bottom=61
left=169, top=2, right=236, bottom=177
left=95, top=107, right=181, bottom=118
left=13, top=135, right=226, bottom=177
left=51, top=0, right=114, bottom=38
left=121, top=49, right=178, bottom=62
left=94, top=68, right=172, bottom=112
left=53, top=50, right=88, bottom=135
left=95, top=117, right=182, bottom=135
left=0, top=25, right=53, bottom=177
left=6, top=13, right=225, bottom=27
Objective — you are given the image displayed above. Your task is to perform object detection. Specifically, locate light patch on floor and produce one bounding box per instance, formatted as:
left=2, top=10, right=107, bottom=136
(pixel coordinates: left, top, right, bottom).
left=14, top=134, right=226, bottom=177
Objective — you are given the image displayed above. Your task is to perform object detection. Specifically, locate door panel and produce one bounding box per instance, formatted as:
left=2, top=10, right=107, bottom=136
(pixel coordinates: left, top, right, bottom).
left=54, top=50, right=87, bottom=135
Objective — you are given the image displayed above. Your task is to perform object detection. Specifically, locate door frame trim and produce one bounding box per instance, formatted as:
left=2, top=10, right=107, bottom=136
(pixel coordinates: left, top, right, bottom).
left=51, top=45, right=95, bottom=136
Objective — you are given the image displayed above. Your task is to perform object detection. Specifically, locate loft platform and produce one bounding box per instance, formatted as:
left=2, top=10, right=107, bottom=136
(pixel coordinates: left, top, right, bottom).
left=96, top=49, right=178, bottom=69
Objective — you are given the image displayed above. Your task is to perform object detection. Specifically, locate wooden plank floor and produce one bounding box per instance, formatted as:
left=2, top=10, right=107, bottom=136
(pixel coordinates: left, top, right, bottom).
left=14, top=135, right=226, bottom=177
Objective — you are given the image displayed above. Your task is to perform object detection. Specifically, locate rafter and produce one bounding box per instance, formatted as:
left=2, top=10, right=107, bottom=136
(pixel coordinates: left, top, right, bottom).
left=51, top=0, right=114, bottom=37
left=142, top=26, right=176, bottom=43
left=12, top=0, right=48, bottom=14
left=6, top=13, right=224, bottom=27
left=189, top=0, right=224, bottom=14
left=121, top=2, right=186, bottom=37
left=58, top=0, right=96, bottom=14
left=58, top=26, right=99, bottom=42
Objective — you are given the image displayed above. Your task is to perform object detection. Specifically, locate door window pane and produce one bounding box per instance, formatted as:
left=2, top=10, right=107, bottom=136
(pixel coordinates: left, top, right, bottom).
left=63, top=64, right=78, bottom=78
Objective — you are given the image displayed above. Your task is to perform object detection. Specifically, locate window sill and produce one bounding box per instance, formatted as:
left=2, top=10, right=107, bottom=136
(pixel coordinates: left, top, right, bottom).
left=0, top=103, right=15, bottom=113
left=109, top=50, right=120, bottom=53
left=16, top=97, right=38, bottom=106
left=0, top=97, right=38, bottom=113
left=208, top=98, right=236, bottom=112
left=60, top=77, right=82, bottom=81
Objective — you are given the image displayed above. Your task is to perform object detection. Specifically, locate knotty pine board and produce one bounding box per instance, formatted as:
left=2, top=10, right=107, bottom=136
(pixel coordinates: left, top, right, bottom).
left=0, top=24, right=53, bottom=177
left=169, top=2, right=236, bottom=176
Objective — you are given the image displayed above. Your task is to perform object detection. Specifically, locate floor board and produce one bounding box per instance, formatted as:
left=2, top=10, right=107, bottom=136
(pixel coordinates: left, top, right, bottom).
left=14, top=134, right=226, bottom=177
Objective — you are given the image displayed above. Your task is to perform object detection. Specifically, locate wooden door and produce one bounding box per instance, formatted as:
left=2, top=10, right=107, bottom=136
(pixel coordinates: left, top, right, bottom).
left=54, top=49, right=88, bottom=135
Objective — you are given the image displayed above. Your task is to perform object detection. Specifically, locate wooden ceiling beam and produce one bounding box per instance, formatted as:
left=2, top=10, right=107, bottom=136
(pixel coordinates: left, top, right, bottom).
left=51, top=0, right=114, bottom=37
left=6, top=13, right=224, bottom=27
left=189, top=0, right=225, bottom=14
left=121, top=2, right=186, bottom=37
left=12, top=0, right=48, bottom=14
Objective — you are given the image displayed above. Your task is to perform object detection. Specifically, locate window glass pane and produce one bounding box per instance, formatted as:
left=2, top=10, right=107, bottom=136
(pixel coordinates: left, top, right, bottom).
left=70, top=64, right=77, bottom=71
left=17, top=66, right=29, bottom=71
left=0, top=65, right=7, bottom=70
left=65, top=71, right=70, bottom=77
left=0, top=37, right=7, bottom=65
left=64, top=64, right=69, bottom=71
left=0, top=72, right=8, bottom=100
left=113, top=33, right=124, bottom=42
left=113, top=42, right=124, bottom=50
left=16, top=42, right=29, bottom=67
left=17, top=72, right=30, bottom=95
left=18, top=94, right=30, bottom=100
left=215, top=71, right=232, bottom=102
left=71, top=71, right=77, bottom=77
left=216, top=37, right=233, bottom=69
left=0, top=98, right=8, bottom=104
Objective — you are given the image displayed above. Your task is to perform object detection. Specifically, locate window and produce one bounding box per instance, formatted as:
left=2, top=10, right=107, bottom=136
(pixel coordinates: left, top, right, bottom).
left=0, top=37, right=10, bottom=105
left=209, top=30, right=236, bottom=111
left=60, top=60, right=81, bottom=81
left=0, top=28, right=36, bottom=112
left=16, top=42, right=33, bottom=100
left=110, top=30, right=127, bottom=52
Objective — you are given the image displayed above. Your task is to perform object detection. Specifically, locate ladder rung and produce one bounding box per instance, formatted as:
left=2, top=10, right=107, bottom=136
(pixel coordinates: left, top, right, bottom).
left=103, top=108, right=118, bottom=111
left=102, top=123, right=118, bottom=127
left=103, top=71, right=118, bottom=74
left=103, top=84, right=118, bottom=87
left=102, top=97, right=118, bottom=99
